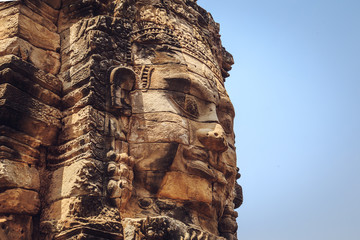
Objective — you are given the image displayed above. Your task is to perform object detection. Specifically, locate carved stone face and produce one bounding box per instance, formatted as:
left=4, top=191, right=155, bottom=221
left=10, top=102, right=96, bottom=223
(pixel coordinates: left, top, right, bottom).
left=128, top=42, right=237, bottom=233
left=0, top=0, right=239, bottom=238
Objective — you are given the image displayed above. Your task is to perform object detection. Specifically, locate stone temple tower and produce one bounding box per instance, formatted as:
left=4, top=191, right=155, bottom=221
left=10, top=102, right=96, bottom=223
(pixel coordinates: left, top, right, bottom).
left=0, top=0, right=243, bottom=239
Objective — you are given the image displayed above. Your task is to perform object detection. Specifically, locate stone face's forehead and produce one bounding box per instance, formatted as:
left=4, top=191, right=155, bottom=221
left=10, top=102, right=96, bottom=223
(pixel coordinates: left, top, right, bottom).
left=131, top=3, right=224, bottom=82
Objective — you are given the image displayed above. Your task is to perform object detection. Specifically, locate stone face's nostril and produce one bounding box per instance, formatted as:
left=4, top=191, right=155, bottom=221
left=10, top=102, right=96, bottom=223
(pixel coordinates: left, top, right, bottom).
left=196, top=124, right=228, bottom=152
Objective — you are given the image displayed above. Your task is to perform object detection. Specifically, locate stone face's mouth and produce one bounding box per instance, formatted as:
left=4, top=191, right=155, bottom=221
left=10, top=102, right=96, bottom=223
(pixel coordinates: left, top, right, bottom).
left=186, top=160, right=215, bottom=180
left=182, top=145, right=209, bottom=162
left=182, top=145, right=217, bottom=180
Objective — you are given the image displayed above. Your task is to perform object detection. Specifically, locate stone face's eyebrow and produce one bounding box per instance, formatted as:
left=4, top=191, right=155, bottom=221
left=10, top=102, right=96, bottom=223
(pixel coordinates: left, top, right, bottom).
left=189, top=75, right=220, bottom=104
left=163, top=75, right=191, bottom=93
left=148, top=65, right=218, bottom=103
left=164, top=74, right=220, bottom=104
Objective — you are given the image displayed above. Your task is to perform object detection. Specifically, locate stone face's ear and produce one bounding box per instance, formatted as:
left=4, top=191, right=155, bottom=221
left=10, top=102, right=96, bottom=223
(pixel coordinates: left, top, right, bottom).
left=109, top=67, right=136, bottom=109
left=110, top=67, right=136, bottom=91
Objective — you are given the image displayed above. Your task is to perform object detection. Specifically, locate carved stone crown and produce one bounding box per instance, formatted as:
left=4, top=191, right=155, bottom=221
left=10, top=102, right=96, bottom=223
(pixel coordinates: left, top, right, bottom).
left=131, top=21, right=223, bottom=80
left=113, top=0, right=234, bottom=81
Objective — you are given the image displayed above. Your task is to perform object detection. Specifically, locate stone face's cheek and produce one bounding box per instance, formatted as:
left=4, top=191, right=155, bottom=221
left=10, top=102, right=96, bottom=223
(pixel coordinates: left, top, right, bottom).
left=134, top=171, right=169, bottom=195
left=217, top=93, right=235, bottom=137
left=130, top=142, right=179, bottom=195
left=128, top=96, right=190, bottom=195
left=221, top=146, right=237, bottom=168
left=128, top=112, right=189, bottom=145
left=130, top=143, right=179, bottom=172
left=217, top=110, right=234, bottom=135
left=182, top=145, right=210, bottom=162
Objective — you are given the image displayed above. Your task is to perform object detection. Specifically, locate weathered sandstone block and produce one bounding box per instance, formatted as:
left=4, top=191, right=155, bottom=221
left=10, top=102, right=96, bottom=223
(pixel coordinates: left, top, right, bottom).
left=0, top=0, right=242, bottom=239
left=0, top=67, right=61, bottom=107
left=0, top=159, right=40, bottom=191
left=0, top=214, right=33, bottom=240
left=0, top=37, right=60, bottom=74
left=46, top=159, right=103, bottom=203
left=0, top=55, right=61, bottom=95
left=0, top=188, right=40, bottom=215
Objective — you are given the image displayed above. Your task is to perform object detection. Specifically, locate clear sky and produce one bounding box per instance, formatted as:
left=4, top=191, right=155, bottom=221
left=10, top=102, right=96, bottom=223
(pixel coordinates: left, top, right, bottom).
left=197, top=0, right=360, bottom=239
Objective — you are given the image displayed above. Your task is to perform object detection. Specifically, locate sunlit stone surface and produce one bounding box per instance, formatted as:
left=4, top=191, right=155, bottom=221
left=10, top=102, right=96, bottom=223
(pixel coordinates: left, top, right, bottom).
left=0, top=0, right=242, bottom=239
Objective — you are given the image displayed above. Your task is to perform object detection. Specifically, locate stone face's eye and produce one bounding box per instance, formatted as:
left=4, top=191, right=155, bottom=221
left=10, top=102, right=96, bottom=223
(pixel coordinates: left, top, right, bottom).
left=171, top=94, right=199, bottom=119
left=184, top=97, right=199, bottom=118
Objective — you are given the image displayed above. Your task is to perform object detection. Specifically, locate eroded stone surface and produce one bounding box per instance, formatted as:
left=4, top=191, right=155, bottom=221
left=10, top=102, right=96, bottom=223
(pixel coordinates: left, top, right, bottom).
left=0, top=214, right=33, bottom=240
left=0, top=188, right=40, bottom=215
left=0, top=37, right=60, bottom=74
left=0, top=0, right=242, bottom=239
left=46, top=159, right=103, bottom=203
left=0, top=159, right=40, bottom=191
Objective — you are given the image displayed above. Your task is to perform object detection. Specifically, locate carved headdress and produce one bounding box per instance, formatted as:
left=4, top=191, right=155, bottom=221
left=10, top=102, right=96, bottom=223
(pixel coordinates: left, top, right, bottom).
left=113, top=0, right=234, bottom=83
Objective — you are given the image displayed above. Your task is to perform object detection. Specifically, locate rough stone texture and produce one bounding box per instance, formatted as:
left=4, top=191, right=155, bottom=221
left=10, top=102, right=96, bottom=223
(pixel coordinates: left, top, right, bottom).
left=0, top=214, right=34, bottom=240
left=0, top=0, right=243, bottom=239
left=0, top=188, right=40, bottom=215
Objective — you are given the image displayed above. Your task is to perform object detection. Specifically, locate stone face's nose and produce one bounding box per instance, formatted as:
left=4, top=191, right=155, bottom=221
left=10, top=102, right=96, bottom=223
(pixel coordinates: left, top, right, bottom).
left=196, top=124, right=228, bottom=152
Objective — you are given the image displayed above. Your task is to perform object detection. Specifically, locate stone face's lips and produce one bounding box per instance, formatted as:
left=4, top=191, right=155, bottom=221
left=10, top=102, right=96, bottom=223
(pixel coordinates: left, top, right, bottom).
left=182, top=145, right=209, bottom=162
left=186, top=160, right=215, bottom=180
left=182, top=145, right=219, bottom=180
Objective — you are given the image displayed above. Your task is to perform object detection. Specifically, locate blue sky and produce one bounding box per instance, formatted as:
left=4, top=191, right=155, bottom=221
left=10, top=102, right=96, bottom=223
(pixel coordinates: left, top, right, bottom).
left=197, top=0, right=360, bottom=239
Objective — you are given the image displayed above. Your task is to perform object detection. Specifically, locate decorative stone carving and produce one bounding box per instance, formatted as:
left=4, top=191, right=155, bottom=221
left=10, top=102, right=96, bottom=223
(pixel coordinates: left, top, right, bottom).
left=122, top=216, right=226, bottom=240
left=106, top=150, right=135, bottom=211
left=109, top=66, right=136, bottom=110
left=0, top=0, right=242, bottom=239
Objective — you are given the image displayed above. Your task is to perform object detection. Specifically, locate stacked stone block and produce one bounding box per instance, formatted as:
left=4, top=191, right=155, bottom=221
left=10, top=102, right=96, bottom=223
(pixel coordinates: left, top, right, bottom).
left=0, top=1, right=242, bottom=239
left=0, top=1, right=61, bottom=238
